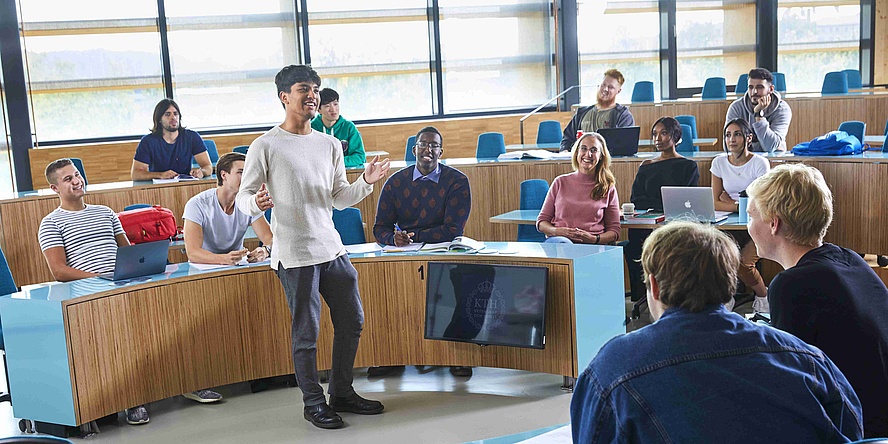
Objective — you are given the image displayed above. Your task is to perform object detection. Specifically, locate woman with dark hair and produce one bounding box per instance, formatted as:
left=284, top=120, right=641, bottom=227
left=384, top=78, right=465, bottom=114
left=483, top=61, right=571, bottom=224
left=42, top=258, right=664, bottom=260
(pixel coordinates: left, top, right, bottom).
left=711, top=117, right=770, bottom=303
left=537, top=132, right=621, bottom=244
left=625, top=117, right=700, bottom=302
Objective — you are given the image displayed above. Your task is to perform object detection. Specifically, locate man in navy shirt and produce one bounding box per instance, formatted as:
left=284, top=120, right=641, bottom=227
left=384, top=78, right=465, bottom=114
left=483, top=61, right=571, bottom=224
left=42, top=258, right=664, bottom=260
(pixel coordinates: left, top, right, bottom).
left=747, top=163, right=888, bottom=438
left=570, top=221, right=862, bottom=443
left=131, top=98, right=212, bottom=180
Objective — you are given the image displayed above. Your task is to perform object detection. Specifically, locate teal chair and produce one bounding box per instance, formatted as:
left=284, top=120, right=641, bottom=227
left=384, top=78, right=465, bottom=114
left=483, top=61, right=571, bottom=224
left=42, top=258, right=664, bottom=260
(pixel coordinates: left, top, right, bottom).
left=701, top=77, right=726, bottom=100
left=70, top=158, right=87, bottom=185
left=203, top=140, right=219, bottom=163
left=838, top=121, right=866, bottom=145
left=518, top=179, right=548, bottom=242
left=232, top=145, right=249, bottom=154
left=842, top=69, right=862, bottom=89
left=675, top=115, right=697, bottom=140
left=536, top=121, right=562, bottom=144
left=631, top=81, right=655, bottom=103
left=735, top=74, right=748, bottom=94
left=821, top=71, right=848, bottom=94
left=476, top=132, right=506, bottom=159
left=882, top=133, right=888, bottom=153
left=773, top=72, right=787, bottom=93
left=332, top=208, right=366, bottom=246
left=677, top=124, right=697, bottom=152
left=405, top=136, right=417, bottom=162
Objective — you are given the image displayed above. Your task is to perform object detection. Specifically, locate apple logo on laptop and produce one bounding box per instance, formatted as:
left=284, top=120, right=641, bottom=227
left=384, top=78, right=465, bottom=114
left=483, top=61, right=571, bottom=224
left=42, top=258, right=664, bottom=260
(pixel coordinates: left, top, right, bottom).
left=139, top=257, right=146, bottom=264
left=684, top=200, right=692, bottom=209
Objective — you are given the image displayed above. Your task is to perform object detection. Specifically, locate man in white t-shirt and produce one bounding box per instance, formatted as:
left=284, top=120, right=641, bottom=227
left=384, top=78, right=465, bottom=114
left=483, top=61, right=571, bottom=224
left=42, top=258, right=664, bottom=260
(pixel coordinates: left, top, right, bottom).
left=183, top=152, right=273, bottom=265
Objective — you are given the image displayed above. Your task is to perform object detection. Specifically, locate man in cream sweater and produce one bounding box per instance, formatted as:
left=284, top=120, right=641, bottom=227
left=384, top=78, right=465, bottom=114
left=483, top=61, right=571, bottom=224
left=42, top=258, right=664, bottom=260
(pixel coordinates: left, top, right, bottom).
left=236, top=64, right=390, bottom=430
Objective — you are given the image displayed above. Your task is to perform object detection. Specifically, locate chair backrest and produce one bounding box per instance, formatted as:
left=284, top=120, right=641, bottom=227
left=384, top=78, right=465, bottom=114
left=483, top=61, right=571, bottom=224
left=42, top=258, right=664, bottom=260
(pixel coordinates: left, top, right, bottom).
left=70, top=158, right=88, bottom=186
left=536, top=120, right=563, bottom=144
left=264, top=207, right=272, bottom=223
left=838, top=121, right=866, bottom=144
left=518, top=179, right=549, bottom=242
left=203, top=140, right=220, bottom=163
left=735, top=74, right=748, bottom=94
left=821, top=71, right=848, bottom=94
left=332, top=207, right=366, bottom=246
left=842, top=69, right=862, bottom=89
left=677, top=124, right=697, bottom=152
left=124, top=203, right=152, bottom=211
left=631, top=81, right=655, bottom=103
left=476, top=132, right=506, bottom=159
left=405, top=135, right=417, bottom=162
left=883, top=133, right=888, bottom=153
left=701, top=77, right=727, bottom=100
left=232, top=145, right=249, bottom=154
left=674, top=115, right=698, bottom=140
left=772, top=72, right=787, bottom=92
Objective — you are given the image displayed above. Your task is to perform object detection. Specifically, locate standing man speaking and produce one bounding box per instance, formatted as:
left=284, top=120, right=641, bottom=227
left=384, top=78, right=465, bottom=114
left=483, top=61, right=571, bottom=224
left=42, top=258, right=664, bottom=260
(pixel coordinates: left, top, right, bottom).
left=236, top=65, right=390, bottom=430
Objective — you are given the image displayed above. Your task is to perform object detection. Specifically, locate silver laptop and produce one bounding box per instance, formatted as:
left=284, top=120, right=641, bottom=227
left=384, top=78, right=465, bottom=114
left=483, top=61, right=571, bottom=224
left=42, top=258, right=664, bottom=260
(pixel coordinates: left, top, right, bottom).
left=661, top=187, right=730, bottom=223
left=598, top=126, right=640, bottom=157
left=98, top=240, right=169, bottom=281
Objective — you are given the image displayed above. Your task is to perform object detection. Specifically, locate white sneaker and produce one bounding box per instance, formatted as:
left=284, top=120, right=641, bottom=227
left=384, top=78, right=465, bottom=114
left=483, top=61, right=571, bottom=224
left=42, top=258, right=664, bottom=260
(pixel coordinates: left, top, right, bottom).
left=182, top=389, right=223, bottom=403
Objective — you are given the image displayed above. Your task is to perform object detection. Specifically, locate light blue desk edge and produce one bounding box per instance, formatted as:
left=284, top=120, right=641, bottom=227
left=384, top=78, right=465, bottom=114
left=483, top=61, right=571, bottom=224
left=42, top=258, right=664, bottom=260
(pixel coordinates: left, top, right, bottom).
left=465, top=422, right=570, bottom=444
left=573, top=247, right=626, bottom=372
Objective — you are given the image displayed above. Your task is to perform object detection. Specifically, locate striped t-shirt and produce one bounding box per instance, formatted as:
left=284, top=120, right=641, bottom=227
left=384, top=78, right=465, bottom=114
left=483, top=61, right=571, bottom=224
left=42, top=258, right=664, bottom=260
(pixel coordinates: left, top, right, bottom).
left=38, top=205, right=125, bottom=274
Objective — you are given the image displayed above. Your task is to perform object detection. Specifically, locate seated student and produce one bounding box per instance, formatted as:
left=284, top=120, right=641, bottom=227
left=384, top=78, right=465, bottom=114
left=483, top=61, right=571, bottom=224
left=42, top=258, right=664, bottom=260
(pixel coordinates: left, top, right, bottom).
left=131, top=99, right=213, bottom=181
left=725, top=68, right=792, bottom=152
left=711, top=118, right=770, bottom=307
left=625, top=117, right=699, bottom=302
left=373, top=126, right=472, bottom=377
left=536, top=132, right=620, bottom=244
left=560, top=68, right=635, bottom=152
left=310, top=88, right=366, bottom=169
left=746, top=164, right=888, bottom=438
left=570, top=221, right=863, bottom=442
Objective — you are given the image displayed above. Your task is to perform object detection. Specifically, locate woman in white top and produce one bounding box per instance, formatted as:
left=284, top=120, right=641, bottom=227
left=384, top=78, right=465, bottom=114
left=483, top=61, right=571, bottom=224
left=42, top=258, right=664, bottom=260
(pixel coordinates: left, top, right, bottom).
left=711, top=118, right=770, bottom=301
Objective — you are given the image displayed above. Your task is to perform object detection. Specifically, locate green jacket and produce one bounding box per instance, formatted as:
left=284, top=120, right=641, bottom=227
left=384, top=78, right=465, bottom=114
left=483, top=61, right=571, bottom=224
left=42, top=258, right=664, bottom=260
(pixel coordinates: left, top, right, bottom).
left=310, top=115, right=366, bottom=168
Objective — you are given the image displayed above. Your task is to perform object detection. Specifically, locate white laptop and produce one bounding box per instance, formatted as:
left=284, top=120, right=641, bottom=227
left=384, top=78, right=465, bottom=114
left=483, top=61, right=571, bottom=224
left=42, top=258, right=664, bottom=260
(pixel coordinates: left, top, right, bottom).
left=98, top=240, right=170, bottom=281
left=661, top=187, right=731, bottom=223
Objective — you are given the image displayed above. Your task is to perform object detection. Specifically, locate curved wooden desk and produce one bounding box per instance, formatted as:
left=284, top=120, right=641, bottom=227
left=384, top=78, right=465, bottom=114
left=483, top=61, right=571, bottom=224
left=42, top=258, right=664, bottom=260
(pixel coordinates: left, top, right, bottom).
left=0, top=242, right=624, bottom=427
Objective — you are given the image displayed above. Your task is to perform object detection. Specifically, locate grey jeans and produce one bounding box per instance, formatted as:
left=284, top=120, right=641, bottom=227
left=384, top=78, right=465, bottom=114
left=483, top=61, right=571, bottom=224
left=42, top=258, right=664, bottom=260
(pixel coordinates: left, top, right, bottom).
left=275, top=254, right=364, bottom=407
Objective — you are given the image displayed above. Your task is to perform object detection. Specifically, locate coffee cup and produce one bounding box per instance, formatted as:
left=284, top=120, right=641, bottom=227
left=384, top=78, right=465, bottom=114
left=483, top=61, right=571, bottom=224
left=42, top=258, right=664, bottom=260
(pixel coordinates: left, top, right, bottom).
left=622, top=203, right=635, bottom=216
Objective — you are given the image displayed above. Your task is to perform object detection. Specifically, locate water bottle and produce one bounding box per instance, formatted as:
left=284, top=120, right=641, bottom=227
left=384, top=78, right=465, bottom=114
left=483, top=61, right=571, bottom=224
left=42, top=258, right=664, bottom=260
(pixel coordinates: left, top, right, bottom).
left=738, top=190, right=748, bottom=224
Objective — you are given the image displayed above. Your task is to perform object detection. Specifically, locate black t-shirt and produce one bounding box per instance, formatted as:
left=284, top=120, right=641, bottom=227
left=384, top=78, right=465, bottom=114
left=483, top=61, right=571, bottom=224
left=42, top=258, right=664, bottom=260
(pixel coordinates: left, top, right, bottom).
left=770, top=243, right=888, bottom=437
left=629, top=157, right=700, bottom=211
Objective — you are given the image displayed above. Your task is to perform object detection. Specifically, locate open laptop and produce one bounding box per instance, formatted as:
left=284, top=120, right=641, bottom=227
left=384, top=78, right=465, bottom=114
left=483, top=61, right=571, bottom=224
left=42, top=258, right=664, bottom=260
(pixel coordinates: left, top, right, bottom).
left=661, top=187, right=731, bottom=223
left=98, top=240, right=169, bottom=281
left=598, top=126, right=640, bottom=157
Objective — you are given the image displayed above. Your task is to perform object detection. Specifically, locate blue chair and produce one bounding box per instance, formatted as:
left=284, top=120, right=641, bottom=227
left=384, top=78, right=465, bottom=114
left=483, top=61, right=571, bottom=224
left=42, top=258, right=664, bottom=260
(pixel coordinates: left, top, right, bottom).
left=701, top=77, right=727, bottom=100
left=476, top=132, right=506, bottom=159
left=405, top=136, right=417, bottom=162
left=264, top=207, right=272, bottom=223
left=536, top=121, right=562, bottom=145
left=773, top=72, right=787, bottom=93
left=332, top=207, right=366, bottom=246
left=124, top=203, right=152, bottom=211
left=821, top=71, right=848, bottom=94
left=232, top=145, right=249, bottom=154
left=677, top=124, right=697, bottom=152
left=518, top=179, right=549, bottom=242
left=882, top=133, right=888, bottom=153
left=203, top=140, right=220, bottom=163
left=735, top=74, right=748, bottom=94
left=631, top=81, right=655, bottom=103
left=838, top=121, right=866, bottom=145
left=842, top=69, right=862, bottom=89
left=675, top=115, right=698, bottom=140
left=70, top=158, right=87, bottom=186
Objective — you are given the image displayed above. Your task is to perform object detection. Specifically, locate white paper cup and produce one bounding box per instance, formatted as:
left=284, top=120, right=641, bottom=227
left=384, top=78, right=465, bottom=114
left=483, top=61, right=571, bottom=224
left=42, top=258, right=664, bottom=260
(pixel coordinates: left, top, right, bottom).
left=622, top=203, right=636, bottom=215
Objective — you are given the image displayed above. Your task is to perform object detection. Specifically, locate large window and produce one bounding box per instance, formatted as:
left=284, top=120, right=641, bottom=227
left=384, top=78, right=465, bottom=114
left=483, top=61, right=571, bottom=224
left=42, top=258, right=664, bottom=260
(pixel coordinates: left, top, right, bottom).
left=777, top=0, right=860, bottom=92
left=577, top=0, right=660, bottom=104
left=18, top=0, right=164, bottom=141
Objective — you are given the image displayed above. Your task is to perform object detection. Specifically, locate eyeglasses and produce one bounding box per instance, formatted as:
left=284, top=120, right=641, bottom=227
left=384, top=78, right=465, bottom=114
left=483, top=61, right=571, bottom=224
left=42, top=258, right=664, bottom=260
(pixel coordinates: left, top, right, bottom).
left=415, top=141, right=442, bottom=151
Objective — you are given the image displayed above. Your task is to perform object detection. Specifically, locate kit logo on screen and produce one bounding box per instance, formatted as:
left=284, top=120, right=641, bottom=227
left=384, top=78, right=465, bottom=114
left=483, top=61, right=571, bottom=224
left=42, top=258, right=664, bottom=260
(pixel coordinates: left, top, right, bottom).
left=465, top=280, right=504, bottom=331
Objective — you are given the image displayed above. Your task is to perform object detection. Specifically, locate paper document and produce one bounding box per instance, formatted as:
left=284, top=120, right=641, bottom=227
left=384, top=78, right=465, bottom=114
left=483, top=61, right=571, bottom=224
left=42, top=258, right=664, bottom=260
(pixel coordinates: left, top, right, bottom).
left=188, top=258, right=269, bottom=271
left=498, top=150, right=571, bottom=161
left=345, top=243, right=383, bottom=254
left=382, top=243, right=423, bottom=253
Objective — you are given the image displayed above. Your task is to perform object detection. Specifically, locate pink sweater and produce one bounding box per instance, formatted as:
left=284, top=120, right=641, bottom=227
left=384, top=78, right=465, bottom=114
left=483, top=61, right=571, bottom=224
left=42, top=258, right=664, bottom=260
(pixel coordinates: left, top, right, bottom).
left=536, top=171, right=621, bottom=238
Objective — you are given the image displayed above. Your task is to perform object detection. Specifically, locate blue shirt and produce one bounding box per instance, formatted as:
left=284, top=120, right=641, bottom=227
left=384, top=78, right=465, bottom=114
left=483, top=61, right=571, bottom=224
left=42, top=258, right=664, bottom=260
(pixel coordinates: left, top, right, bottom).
left=412, top=164, right=441, bottom=183
left=570, top=305, right=863, bottom=443
left=134, top=128, right=206, bottom=174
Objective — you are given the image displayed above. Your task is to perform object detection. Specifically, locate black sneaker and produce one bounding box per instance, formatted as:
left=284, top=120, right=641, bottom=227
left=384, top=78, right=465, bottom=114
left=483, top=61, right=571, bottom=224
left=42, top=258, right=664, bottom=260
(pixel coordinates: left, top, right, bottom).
left=450, top=366, right=473, bottom=377
left=329, top=393, right=384, bottom=415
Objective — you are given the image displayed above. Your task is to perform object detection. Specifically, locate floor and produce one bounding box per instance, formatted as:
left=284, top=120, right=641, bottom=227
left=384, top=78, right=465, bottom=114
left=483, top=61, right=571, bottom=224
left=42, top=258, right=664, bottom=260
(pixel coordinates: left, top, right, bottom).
left=0, top=366, right=573, bottom=443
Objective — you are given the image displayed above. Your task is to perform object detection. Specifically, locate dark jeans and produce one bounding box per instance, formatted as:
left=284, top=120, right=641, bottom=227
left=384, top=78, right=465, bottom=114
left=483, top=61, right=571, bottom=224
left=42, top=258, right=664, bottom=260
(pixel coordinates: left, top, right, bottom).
left=275, top=254, right=364, bottom=407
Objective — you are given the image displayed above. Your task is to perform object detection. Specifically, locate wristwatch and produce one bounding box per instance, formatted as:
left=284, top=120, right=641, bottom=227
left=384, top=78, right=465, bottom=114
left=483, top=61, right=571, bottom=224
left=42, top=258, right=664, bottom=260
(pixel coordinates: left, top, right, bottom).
left=263, top=245, right=271, bottom=255
left=758, top=109, right=765, bottom=118
left=595, top=234, right=600, bottom=244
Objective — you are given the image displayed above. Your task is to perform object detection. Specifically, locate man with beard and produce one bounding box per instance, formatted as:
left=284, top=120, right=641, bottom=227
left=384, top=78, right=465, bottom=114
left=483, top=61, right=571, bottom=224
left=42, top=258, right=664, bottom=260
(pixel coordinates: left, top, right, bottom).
left=560, top=69, right=635, bottom=152
left=131, top=98, right=213, bottom=180
left=725, top=68, right=792, bottom=152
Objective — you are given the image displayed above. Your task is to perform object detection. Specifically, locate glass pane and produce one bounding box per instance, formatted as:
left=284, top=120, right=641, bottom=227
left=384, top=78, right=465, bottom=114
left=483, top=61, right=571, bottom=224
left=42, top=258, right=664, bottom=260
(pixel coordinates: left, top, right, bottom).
left=0, top=82, right=14, bottom=194
left=777, top=1, right=860, bottom=92
left=306, top=1, right=433, bottom=119
left=676, top=0, right=755, bottom=89
left=439, top=0, right=554, bottom=113
left=577, top=0, right=660, bottom=103
left=18, top=0, right=156, bottom=22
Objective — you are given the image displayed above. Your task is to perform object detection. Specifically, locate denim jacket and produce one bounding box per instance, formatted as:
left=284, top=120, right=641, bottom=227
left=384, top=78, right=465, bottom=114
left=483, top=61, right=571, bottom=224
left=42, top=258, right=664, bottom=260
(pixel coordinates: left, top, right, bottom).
left=570, top=305, right=863, bottom=443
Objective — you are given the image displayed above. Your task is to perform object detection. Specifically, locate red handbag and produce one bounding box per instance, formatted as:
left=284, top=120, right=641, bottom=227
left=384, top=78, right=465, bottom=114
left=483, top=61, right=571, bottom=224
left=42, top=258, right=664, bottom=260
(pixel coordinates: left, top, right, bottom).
left=117, top=205, right=178, bottom=244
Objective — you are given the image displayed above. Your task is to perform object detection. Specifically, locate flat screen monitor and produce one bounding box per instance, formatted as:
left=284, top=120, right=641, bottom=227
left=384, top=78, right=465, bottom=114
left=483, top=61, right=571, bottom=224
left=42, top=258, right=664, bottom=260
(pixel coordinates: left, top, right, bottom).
left=424, top=262, right=548, bottom=349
